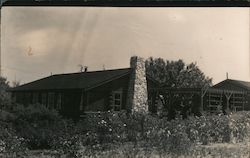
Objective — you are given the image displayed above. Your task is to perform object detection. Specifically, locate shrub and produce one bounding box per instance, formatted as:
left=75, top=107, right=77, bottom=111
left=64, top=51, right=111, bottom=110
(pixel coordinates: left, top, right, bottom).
left=82, top=111, right=130, bottom=144
left=185, top=114, right=234, bottom=145
left=0, top=77, right=12, bottom=111
left=50, top=111, right=250, bottom=157
left=229, top=111, right=250, bottom=143
left=52, top=111, right=194, bottom=156
left=2, top=102, right=250, bottom=157
left=144, top=117, right=193, bottom=154
left=0, top=120, right=27, bottom=154
left=11, top=104, right=63, bottom=150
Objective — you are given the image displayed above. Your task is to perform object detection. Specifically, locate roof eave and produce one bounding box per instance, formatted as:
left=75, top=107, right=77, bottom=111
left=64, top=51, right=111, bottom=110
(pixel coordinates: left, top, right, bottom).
left=85, top=70, right=131, bottom=91
left=213, top=79, right=250, bottom=91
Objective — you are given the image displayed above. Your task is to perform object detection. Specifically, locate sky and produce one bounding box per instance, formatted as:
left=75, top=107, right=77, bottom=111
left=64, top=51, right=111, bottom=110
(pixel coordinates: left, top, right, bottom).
left=1, top=7, right=250, bottom=85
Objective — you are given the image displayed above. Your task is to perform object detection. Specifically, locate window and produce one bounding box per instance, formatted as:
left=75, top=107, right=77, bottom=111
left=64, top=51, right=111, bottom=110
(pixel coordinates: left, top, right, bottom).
left=41, top=93, right=47, bottom=106
left=32, top=93, right=39, bottom=104
left=18, top=93, right=24, bottom=104
left=48, top=92, right=55, bottom=109
left=25, top=93, right=32, bottom=104
left=16, top=93, right=21, bottom=103
left=110, top=90, right=122, bottom=111
left=56, top=93, right=62, bottom=110
left=12, top=92, right=16, bottom=102
left=79, top=92, right=84, bottom=111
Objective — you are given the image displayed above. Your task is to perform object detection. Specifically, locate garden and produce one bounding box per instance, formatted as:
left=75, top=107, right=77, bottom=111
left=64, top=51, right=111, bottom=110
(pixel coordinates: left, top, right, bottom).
left=1, top=103, right=250, bottom=158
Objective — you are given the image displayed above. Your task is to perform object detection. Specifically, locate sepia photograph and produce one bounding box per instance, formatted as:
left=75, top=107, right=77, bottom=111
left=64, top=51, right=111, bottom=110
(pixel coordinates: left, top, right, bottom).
left=0, top=6, right=250, bottom=157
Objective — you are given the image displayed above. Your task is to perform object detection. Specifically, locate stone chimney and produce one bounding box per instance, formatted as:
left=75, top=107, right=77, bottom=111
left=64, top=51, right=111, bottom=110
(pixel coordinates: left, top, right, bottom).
left=127, top=56, right=148, bottom=114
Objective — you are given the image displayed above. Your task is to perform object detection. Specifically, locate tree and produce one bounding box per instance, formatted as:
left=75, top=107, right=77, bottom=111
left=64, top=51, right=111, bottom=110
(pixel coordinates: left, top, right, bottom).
left=146, top=57, right=212, bottom=119
left=145, top=57, right=212, bottom=88
left=0, top=77, right=11, bottom=109
left=12, top=80, right=21, bottom=87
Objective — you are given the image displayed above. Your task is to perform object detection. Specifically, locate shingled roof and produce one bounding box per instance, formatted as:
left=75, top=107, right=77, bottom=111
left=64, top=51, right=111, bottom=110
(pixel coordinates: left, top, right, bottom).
left=10, top=68, right=132, bottom=91
left=213, top=79, right=250, bottom=91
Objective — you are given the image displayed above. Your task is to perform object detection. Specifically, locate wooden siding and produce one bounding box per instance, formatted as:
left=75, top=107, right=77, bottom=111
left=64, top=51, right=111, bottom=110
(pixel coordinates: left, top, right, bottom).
left=12, top=74, right=131, bottom=119
left=213, top=81, right=250, bottom=110
left=84, top=74, right=130, bottom=113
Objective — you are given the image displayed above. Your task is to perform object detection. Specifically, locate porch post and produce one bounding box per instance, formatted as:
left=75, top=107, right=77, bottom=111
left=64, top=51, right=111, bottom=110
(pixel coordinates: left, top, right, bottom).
left=224, top=90, right=232, bottom=112
left=200, top=93, right=203, bottom=112
left=200, top=87, right=209, bottom=112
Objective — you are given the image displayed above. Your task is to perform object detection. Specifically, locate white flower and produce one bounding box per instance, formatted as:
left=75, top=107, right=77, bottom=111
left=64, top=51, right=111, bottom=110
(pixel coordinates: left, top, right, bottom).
left=101, top=120, right=106, bottom=124
left=167, top=130, right=171, bottom=135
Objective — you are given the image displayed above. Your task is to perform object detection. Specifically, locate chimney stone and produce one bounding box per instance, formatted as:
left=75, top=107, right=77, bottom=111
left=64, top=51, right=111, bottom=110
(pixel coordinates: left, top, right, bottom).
left=126, top=56, right=148, bottom=114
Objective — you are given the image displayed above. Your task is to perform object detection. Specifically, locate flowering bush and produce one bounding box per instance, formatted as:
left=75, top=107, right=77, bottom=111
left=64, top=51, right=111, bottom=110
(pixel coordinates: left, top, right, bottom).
left=185, top=112, right=250, bottom=145
left=49, top=111, right=250, bottom=157
left=0, top=120, right=27, bottom=154
left=10, top=104, right=63, bottom=150
left=1, top=102, right=250, bottom=157
left=229, top=111, right=250, bottom=143
left=83, top=111, right=128, bottom=144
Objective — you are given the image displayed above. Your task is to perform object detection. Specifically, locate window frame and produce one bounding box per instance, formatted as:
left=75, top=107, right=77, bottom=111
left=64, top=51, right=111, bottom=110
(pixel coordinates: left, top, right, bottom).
left=110, top=89, right=123, bottom=111
left=56, top=93, right=62, bottom=110
left=41, top=93, right=47, bottom=107
left=32, top=92, right=39, bottom=104
left=48, top=92, right=55, bottom=109
left=79, top=91, right=84, bottom=111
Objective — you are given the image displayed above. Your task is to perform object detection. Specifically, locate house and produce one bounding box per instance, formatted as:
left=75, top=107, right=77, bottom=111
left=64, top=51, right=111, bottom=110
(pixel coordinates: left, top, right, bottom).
left=146, top=79, right=249, bottom=115
left=213, top=79, right=250, bottom=111
left=9, top=56, right=159, bottom=119
left=10, top=55, right=250, bottom=119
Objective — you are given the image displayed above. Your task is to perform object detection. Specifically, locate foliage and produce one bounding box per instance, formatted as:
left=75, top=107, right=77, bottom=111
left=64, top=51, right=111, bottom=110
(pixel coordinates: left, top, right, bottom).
left=1, top=103, right=250, bottom=157
left=145, top=57, right=212, bottom=119
left=145, top=57, right=212, bottom=88
left=12, top=80, right=21, bottom=88
left=0, top=120, right=27, bottom=154
left=0, top=77, right=11, bottom=109
left=49, top=111, right=250, bottom=157
left=50, top=111, right=130, bottom=157
left=229, top=111, right=250, bottom=143
left=10, top=104, right=63, bottom=150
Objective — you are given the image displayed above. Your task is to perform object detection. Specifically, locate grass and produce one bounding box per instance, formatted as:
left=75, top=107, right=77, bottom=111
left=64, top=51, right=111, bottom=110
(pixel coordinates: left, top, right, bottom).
left=1, top=142, right=250, bottom=158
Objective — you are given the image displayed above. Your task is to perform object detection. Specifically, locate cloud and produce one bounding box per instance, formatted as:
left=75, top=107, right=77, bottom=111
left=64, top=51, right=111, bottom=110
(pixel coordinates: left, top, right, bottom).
left=2, top=7, right=249, bottom=84
left=18, top=29, right=53, bottom=57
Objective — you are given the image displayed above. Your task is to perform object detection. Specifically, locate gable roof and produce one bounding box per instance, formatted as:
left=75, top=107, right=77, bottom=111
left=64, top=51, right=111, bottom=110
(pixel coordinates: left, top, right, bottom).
left=213, top=79, right=250, bottom=91
left=10, top=68, right=132, bottom=91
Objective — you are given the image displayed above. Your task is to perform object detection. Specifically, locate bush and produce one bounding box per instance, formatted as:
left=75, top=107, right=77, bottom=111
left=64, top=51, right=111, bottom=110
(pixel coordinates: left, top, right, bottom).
left=11, top=104, right=64, bottom=150
left=50, top=111, right=129, bottom=157
left=0, top=120, right=27, bottom=154
left=144, top=116, right=193, bottom=154
left=1, top=102, right=250, bottom=157
left=52, top=111, right=194, bottom=157
left=83, top=111, right=128, bottom=144
left=185, top=112, right=250, bottom=145
left=49, top=111, right=250, bottom=157
left=185, top=115, right=230, bottom=144
left=0, top=77, right=11, bottom=110
left=229, top=111, right=250, bottom=143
